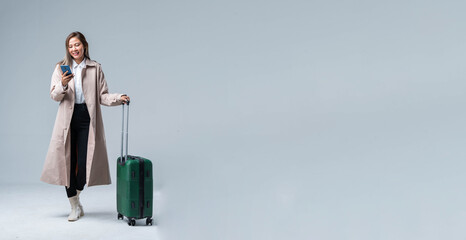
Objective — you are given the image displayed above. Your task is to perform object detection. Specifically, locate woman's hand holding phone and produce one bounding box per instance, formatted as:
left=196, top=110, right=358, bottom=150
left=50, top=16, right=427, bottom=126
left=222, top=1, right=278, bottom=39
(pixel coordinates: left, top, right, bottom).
left=61, top=70, right=74, bottom=87
left=60, top=65, right=73, bottom=87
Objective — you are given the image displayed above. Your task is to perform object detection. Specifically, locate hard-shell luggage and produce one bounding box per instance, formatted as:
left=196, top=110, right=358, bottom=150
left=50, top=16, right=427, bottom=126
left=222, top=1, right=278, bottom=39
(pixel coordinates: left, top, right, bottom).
left=116, top=103, right=153, bottom=226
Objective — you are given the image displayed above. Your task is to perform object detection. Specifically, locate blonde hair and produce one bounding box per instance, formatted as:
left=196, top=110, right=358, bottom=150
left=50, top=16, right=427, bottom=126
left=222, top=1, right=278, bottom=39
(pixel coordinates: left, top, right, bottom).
left=57, top=31, right=90, bottom=67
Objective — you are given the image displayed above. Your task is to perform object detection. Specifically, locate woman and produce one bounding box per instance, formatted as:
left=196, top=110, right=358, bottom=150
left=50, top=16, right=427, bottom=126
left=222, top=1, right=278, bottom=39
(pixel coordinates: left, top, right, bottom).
left=40, top=32, right=130, bottom=221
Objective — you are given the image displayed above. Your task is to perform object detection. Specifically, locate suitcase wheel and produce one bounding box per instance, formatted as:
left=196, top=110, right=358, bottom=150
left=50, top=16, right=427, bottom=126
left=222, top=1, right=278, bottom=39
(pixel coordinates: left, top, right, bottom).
left=128, top=219, right=136, bottom=226
left=146, top=217, right=153, bottom=226
left=117, top=213, right=124, bottom=220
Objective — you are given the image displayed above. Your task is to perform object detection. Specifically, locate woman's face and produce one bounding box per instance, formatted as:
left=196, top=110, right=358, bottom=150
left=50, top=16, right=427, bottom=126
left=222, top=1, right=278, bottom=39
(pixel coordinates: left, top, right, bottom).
left=68, top=37, right=84, bottom=63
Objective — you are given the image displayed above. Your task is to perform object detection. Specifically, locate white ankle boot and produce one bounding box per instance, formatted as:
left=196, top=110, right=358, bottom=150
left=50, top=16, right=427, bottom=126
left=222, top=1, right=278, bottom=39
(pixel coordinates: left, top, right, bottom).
left=77, top=190, right=84, bottom=217
left=68, top=196, right=82, bottom=221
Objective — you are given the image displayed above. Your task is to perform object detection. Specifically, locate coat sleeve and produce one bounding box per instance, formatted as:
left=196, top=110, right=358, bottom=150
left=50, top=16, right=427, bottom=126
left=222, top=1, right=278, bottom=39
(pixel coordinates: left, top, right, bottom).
left=98, top=65, right=124, bottom=106
left=50, top=65, right=68, bottom=102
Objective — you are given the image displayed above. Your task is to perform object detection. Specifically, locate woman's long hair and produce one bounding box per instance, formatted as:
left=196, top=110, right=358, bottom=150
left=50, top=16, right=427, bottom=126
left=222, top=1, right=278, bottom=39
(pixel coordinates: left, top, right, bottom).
left=58, top=31, right=90, bottom=67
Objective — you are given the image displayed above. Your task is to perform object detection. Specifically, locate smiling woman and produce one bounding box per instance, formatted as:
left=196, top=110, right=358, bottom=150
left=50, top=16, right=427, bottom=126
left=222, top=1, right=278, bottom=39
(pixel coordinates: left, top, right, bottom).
left=61, top=32, right=90, bottom=69
left=40, top=31, right=130, bottom=222
left=68, top=37, right=86, bottom=64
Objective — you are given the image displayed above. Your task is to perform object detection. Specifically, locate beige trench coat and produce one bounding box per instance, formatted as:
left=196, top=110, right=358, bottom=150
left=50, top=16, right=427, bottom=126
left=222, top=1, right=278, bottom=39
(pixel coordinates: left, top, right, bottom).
left=41, top=59, right=123, bottom=187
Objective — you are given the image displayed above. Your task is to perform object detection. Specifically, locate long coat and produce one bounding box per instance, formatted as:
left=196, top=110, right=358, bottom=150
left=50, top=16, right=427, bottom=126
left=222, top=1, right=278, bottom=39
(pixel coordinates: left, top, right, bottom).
left=41, top=59, right=123, bottom=187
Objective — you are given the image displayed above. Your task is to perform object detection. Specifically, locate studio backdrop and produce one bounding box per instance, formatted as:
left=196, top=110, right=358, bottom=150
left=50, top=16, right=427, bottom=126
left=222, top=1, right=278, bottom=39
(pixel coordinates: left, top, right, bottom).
left=1, top=0, right=466, bottom=239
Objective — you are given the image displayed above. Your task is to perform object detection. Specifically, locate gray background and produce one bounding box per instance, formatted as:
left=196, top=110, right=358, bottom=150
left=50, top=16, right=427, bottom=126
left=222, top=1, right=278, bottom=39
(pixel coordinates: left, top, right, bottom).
left=1, top=0, right=466, bottom=239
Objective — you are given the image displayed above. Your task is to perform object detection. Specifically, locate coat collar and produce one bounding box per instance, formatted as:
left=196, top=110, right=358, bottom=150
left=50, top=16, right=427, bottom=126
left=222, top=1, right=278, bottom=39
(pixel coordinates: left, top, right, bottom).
left=85, top=59, right=98, bottom=67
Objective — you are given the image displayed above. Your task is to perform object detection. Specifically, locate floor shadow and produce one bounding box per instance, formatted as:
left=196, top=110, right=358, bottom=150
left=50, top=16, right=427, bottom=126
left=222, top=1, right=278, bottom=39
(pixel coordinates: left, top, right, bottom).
left=50, top=211, right=115, bottom=220
left=83, top=211, right=115, bottom=220
left=51, top=213, right=69, bottom=218
left=49, top=211, right=157, bottom=226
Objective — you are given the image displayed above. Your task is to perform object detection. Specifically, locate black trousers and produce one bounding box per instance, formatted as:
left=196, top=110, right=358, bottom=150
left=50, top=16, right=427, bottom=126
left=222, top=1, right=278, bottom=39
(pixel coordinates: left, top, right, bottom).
left=65, top=103, right=90, bottom=198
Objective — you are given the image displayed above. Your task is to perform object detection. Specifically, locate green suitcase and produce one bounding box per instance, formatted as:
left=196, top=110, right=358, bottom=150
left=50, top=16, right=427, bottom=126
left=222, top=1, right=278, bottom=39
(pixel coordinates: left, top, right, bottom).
left=116, top=103, right=153, bottom=226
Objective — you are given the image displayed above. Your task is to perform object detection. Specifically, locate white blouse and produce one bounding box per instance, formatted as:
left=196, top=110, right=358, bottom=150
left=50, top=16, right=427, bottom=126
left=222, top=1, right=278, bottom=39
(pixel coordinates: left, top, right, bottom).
left=72, top=58, right=87, bottom=104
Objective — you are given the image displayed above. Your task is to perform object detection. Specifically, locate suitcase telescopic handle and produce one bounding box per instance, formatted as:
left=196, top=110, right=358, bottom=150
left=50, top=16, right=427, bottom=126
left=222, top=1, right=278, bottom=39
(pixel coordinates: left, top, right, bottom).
left=120, top=102, right=130, bottom=163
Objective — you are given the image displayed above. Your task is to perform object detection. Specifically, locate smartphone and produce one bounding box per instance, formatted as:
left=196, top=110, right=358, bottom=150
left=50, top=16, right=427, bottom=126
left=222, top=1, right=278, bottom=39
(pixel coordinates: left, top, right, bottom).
left=60, top=65, right=72, bottom=76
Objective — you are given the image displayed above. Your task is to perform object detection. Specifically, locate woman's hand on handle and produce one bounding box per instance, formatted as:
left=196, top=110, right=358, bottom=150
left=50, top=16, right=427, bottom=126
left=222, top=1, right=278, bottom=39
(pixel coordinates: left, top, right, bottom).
left=121, top=95, right=130, bottom=104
